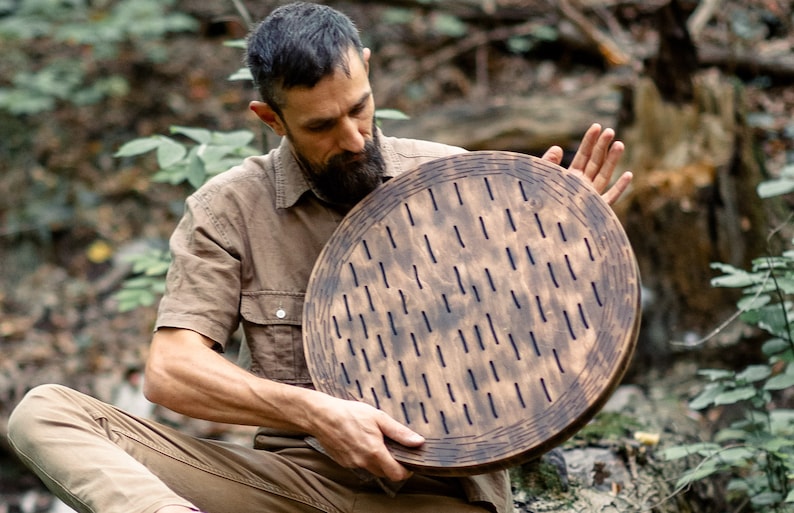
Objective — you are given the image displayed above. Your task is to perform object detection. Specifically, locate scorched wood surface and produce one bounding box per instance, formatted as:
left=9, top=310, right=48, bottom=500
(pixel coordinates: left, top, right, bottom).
left=303, top=151, right=641, bottom=475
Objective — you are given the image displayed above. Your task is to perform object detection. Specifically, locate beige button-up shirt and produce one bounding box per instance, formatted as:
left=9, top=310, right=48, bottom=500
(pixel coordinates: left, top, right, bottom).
left=156, top=133, right=510, bottom=512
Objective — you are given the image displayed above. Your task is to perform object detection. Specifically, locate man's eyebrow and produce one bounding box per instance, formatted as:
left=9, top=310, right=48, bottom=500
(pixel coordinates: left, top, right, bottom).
left=303, top=91, right=372, bottom=128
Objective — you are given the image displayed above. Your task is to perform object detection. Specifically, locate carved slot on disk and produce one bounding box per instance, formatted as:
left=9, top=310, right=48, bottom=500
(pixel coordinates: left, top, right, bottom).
left=479, top=217, right=490, bottom=240
left=454, top=225, right=466, bottom=248
left=454, top=182, right=464, bottom=205
left=506, top=247, right=517, bottom=270
left=424, top=234, right=437, bottom=263
left=386, top=226, right=397, bottom=249
left=428, top=188, right=438, bottom=211
left=514, top=383, right=526, bottom=408
left=377, top=335, right=387, bottom=358
left=562, top=310, right=576, bottom=340
left=565, top=254, right=577, bottom=281
left=511, top=290, right=521, bottom=309
left=381, top=375, right=392, bottom=398
left=484, top=177, right=494, bottom=201
left=509, top=334, right=522, bottom=360
left=525, top=245, right=536, bottom=266
left=506, top=208, right=517, bottom=232
left=553, top=349, right=565, bottom=374
left=540, top=378, right=553, bottom=403
left=557, top=222, right=567, bottom=242
left=343, top=294, right=352, bottom=321
left=578, top=303, right=590, bottom=329
left=404, top=203, right=415, bottom=226
left=535, top=213, right=546, bottom=238
left=349, top=262, right=359, bottom=287
left=547, top=262, right=560, bottom=288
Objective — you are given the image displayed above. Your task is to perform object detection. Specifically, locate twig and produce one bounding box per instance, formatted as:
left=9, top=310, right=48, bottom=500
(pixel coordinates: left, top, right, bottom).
left=557, top=0, right=632, bottom=66
left=687, top=0, right=723, bottom=41
left=230, top=0, right=253, bottom=28
left=392, top=18, right=552, bottom=88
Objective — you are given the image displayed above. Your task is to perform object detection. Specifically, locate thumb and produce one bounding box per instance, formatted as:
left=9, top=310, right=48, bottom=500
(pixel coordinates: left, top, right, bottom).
left=378, top=415, right=424, bottom=448
left=540, top=145, right=564, bottom=165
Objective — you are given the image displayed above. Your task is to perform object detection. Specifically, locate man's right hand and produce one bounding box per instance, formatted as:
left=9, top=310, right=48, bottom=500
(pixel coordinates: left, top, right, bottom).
left=306, top=393, right=424, bottom=482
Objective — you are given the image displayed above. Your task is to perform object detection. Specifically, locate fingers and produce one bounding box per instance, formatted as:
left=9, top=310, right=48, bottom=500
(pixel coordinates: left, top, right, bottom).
left=360, top=412, right=422, bottom=481
left=566, top=123, right=632, bottom=204
left=312, top=398, right=421, bottom=482
left=378, top=413, right=425, bottom=448
left=540, top=145, right=564, bottom=165
left=601, top=171, right=633, bottom=206
left=568, top=123, right=603, bottom=178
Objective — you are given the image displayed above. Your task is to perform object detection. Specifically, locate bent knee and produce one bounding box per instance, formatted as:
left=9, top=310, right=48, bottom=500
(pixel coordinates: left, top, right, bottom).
left=8, top=384, right=77, bottom=448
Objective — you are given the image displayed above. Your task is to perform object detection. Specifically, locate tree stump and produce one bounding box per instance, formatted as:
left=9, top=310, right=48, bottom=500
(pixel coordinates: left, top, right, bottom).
left=613, top=70, right=769, bottom=368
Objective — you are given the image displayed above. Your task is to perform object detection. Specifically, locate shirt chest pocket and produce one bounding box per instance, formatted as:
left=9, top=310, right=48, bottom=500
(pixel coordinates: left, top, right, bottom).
left=239, top=291, right=311, bottom=385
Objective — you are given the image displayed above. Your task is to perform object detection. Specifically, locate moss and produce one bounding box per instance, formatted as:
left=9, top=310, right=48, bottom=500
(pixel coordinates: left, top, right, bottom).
left=570, top=411, right=645, bottom=445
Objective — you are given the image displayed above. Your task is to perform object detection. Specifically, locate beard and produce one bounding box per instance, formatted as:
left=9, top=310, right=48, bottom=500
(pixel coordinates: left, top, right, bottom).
left=293, top=128, right=386, bottom=207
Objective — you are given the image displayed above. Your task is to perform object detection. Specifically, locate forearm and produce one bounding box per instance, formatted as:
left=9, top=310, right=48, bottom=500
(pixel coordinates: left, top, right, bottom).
left=143, top=327, right=321, bottom=432
left=144, top=327, right=423, bottom=480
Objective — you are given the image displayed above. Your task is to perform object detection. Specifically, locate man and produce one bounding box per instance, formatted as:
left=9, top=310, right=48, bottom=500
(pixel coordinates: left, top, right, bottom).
left=8, top=3, right=632, bottom=513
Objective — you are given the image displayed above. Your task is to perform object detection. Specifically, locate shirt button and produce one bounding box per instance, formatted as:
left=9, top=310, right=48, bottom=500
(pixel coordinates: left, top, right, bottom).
left=276, top=308, right=286, bottom=319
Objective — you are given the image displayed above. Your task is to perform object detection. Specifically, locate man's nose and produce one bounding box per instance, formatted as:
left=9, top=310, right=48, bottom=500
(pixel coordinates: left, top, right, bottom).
left=337, top=118, right=366, bottom=154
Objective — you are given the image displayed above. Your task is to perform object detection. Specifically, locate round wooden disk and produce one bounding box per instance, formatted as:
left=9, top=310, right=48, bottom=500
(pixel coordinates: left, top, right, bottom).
left=303, top=151, right=641, bottom=476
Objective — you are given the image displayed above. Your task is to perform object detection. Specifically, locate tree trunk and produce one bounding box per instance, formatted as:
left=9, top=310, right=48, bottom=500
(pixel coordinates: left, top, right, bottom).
left=614, top=70, right=769, bottom=370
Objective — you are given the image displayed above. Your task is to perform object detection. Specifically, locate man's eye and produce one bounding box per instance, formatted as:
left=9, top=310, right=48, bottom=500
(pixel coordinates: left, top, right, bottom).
left=308, top=123, right=333, bottom=133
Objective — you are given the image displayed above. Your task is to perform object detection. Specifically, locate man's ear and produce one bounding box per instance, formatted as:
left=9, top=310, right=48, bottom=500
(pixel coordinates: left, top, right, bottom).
left=250, top=101, right=287, bottom=136
left=362, top=47, right=371, bottom=74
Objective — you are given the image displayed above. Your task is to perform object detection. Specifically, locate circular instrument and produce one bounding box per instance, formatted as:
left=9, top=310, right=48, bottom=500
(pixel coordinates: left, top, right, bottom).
left=303, top=151, right=641, bottom=476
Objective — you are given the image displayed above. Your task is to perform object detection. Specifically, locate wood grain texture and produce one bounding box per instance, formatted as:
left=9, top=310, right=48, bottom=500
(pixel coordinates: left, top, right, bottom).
left=303, top=151, right=641, bottom=476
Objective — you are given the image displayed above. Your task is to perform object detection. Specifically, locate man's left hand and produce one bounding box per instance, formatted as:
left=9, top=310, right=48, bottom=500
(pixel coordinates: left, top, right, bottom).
left=541, top=123, right=633, bottom=206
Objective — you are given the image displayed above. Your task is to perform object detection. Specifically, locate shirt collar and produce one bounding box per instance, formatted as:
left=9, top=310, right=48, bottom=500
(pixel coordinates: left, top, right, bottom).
left=274, top=128, right=399, bottom=209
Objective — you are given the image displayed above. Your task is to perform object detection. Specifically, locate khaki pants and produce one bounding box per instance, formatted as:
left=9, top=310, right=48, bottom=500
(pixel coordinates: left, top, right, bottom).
left=8, top=384, right=490, bottom=513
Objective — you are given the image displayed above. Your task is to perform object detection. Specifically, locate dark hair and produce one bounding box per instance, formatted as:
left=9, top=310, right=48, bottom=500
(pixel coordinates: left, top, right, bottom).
left=246, top=2, right=364, bottom=115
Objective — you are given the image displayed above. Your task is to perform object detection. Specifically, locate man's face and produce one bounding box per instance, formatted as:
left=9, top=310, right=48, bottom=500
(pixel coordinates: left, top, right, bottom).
left=252, top=47, right=386, bottom=206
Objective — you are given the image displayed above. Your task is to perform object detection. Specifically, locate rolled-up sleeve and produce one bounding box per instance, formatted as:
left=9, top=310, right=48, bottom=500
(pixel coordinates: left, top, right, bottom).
left=155, top=192, right=242, bottom=349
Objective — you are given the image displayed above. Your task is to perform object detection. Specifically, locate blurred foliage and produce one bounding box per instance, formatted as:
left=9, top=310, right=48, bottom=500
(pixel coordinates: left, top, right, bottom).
left=663, top=171, right=794, bottom=511
left=0, top=0, right=198, bottom=115
left=0, top=0, right=198, bottom=249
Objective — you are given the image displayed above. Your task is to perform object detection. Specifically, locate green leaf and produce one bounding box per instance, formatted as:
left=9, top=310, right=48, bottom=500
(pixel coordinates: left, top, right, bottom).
left=763, top=338, right=791, bottom=357
left=736, top=365, right=772, bottom=383
left=714, top=428, right=750, bottom=443
left=661, top=442, right=720, bottom=461
left=186, top=149, right=207, bottom=189
left=375, top=108, right=410, bottom=121
left=223, top=39, right=247, bottom=49
left=737, top=294, right=771, bottom=311
left=765, top=373, right=794, bottom=391
left=171, top=125, right=212, bottom=144
left=690, top=382, right=725, bottom=410
left=786, top=488, right=794, bottom=502
left=714, top=386, right=758, bottom=405
left=432, top=13, right=467, bottom=38
left=750, top=491, right=784, bottom=507
left=198, top=144, right=237, bottom=165
left=211, top=130, right=255, bottom=147
left=758, top=178, right=794, bottom=198
left=697, top=369, right=735, bottom=381
left=714, top=446, right=754, bottom=464
left=229, top=68, right=253, bottom=81
left=156, top=137, right=187, bottom=168
left=114, top=137, right=162, bottom=157
left=711, top=269, right=758, bottom=288
left=675, top=459, right=725, bottom=488
left=761, top=436, right=794, bottom=452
